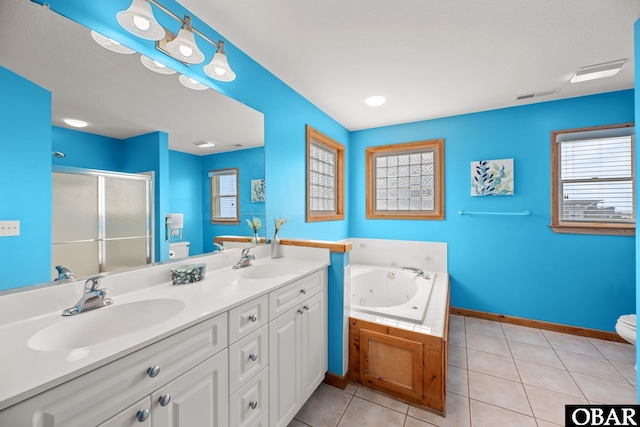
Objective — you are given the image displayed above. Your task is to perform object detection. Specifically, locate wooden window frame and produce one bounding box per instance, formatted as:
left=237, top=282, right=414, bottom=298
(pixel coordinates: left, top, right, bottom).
left=306, top=125, right=345, bottom=222
left=210, top=168, right=240, bottom=224
left=366, top=138, right=445, bottom=220
left=550, top=123, right=635, bottom=236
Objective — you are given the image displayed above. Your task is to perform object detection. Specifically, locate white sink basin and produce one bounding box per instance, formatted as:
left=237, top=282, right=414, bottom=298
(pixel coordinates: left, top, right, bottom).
left=238, top=264, right=295, bottom=279
left=28, top=298, right=185, bottom=351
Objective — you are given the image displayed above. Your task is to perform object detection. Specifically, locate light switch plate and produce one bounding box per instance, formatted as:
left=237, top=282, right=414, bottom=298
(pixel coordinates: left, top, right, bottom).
left=0, top=220, right=20, bottom=237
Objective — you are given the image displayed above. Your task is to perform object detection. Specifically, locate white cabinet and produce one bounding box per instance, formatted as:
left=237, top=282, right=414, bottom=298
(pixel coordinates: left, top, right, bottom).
left=151, top=350, right=228, bottom=427
left=269, top=287, right=327, bottom=427
left=98, top=397, right=150, bottom=427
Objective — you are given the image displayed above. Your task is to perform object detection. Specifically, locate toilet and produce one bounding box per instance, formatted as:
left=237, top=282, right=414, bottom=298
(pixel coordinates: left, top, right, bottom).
left=169, top=241, right=190, bottom=259
left=615, top=314, right=636, bottom=345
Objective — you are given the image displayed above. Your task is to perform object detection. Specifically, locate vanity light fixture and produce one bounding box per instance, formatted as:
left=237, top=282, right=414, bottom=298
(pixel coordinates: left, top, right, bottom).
left=116, top=0, right=165, bottom=41
left=63, top=118, right=88, bottom=128
left=570, top=59, right=626, bottom=83
left=178, top=74, right=208, bottom=91
left=90, top=31, right=135, bottom=54
left=116, top=0, right=237, bottom=82
left=365, top=95, right=386, bottom=107
left=140, top=55, right=177, bottom=74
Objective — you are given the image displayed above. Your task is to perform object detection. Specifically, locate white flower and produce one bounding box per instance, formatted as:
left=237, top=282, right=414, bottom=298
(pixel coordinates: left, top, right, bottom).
left=246, top=217, right=261, bottom=231
left=273, top=217, right=289, bottom=238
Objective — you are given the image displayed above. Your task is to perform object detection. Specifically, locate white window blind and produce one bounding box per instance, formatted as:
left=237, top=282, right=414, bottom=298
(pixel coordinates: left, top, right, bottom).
left=210, top=170, right=238, bottom=222
left=559, top=136, right=635, bottom=224
left=309, top=141, right=337, bottom=213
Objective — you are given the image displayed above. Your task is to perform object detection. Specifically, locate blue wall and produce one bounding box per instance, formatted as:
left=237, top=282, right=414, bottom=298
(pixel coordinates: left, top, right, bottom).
left=201, top=147, right=266, bottom=252
left=52, top=126, right=123, bottom=171
left=350, top=90, right=636, bottom=332
left=169, top=150, right=204, bottom=255
left=0, top=66, right=52, bottom=290
left=634, top=18, right=640, bottom=401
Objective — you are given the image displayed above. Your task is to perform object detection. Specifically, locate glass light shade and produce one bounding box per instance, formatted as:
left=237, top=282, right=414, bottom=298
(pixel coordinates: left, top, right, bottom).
left=116, top=0, right=165, bottom=41
left=203, top=51, right=236, bottom=82
left=178, top=74, right=208, bottom=91
left=365, top=95, right=386, bottom=107
left=90, top=31, right=135, bottom=54
left=165, top=28, right=204, bottom=64
left=140, top=55, right=177, bottom=75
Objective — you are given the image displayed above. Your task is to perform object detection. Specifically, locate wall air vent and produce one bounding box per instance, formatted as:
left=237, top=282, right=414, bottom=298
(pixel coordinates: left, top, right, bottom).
left=516, top=89, right=558, bottom=101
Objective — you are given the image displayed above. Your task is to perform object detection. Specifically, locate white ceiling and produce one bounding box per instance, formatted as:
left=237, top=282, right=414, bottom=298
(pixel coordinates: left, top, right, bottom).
left=179, top=0, right=640, bottom=131
left=0, top=0, right=263, bottom=156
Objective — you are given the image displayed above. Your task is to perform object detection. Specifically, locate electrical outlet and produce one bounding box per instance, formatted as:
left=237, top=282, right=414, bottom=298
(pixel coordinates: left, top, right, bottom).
left=0, top=220, right=20, bottom=237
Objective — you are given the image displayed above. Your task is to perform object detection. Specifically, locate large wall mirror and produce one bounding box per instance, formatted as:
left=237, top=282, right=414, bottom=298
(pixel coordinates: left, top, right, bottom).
left=0, top=0, right=265, bottom=292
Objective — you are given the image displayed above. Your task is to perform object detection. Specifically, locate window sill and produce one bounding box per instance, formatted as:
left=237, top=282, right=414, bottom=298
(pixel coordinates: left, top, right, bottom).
left=549, top=224, right=635, bottom=236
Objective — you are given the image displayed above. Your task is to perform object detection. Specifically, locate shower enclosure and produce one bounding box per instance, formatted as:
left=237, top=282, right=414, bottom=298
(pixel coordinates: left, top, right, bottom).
left=51, top=167, right=153, bottom=280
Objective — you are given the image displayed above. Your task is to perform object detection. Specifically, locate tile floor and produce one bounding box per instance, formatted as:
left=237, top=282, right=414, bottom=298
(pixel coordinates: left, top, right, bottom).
left=289, top=315, right=637, bottom=427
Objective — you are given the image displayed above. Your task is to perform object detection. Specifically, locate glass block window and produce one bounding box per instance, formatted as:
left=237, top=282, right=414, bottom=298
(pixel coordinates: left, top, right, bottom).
left=210, top=169, right=239, bottom=223
left=306, top=125, right=344, bottom=222
left=366, top=139, right=444, bottom=220
left=551, top=123, right=635, bottom=236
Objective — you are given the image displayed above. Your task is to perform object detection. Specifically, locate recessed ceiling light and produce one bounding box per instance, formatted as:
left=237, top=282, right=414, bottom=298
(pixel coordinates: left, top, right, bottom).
left=570, top=59, right=626, bottom=83
left=194, top=141, right=216, bottom=148
left=365, top=95, right=386, bottom=107
left=63, top=118, right=88, bottom=128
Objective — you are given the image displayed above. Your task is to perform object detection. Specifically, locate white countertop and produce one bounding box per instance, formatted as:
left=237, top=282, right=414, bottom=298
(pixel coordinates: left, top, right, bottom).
left=0, top=246, right=329, bottom=410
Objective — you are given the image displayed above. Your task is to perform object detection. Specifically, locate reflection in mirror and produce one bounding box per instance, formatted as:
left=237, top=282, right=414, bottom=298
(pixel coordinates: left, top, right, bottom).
left=0, top=0, right=265, bottom=292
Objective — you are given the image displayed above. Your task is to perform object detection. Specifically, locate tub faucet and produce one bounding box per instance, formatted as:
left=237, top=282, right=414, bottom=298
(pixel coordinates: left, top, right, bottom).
left=62, top=276, right=113, bottom=316
left=402, top=266, right=429, bottom=279
left=232, top=248, right=255, bottom=269
left=54, top=265, right=75, bottom=281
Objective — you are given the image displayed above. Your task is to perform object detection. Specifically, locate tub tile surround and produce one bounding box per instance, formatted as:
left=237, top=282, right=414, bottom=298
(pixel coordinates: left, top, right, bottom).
left=0, top=244, right=330, bottom=410
left=288, top=314, right=637, bottom=427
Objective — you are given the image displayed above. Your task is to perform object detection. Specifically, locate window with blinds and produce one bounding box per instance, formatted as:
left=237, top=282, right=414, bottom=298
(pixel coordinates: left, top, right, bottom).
left=551, top=123, right=635, bottom=235
left=210, top=169, right=239, bottom=223
left=306, top=125, right=345, bottom=222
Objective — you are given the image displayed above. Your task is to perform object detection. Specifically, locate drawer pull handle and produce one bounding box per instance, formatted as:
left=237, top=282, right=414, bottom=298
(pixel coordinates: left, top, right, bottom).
left=136, top=408, right=150, bottom=422
left=298, top=309, right=304, bottom=314
left=249, top=401, right=258, bottom=410
left=300, top=289, right=306, bottom=295
left=147, top=366, right=160, bottom=378
left=248, top=314, right=258, bottom=322
left=159, top=394, right=171, bottom=406
left=303, top=305, right=310, bottom=311
left=249, top=353, right=258, bottom=362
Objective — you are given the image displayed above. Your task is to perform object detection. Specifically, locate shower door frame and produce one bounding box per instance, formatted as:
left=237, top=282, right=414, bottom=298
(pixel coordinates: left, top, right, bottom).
left=52, top=166, right=154, bottom=274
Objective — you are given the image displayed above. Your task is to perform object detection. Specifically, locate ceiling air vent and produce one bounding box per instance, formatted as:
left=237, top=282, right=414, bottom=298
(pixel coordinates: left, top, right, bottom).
left=516, top=89, right=558, bottom=101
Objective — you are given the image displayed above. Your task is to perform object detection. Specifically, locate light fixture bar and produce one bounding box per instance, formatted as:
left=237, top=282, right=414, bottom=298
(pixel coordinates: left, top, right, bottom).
left=147, top=0, right=220, bottom=49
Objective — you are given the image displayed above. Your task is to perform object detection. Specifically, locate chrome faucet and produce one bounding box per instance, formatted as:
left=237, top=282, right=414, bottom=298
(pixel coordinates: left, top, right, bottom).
left=232, top=248, right=255, bottom=269
left=213, top=243, right=224, bottom=252
left=62, top=276, right=113, bottom=316
left=402, top=266, right=430, bottom=279
left=54, top=265, right=75, bottom=281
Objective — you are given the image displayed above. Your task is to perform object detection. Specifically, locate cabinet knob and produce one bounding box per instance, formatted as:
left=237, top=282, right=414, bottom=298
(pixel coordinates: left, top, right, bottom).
left=147, top=366, right=160, bottom=378
left=303, top=305, right=309, bottom=311
left=300, top=289, right=306, bottom=295
left=136, top=408, right=150, bottom=422
left=249, top=401, right=258, bottom=410
left=298, top=309, right=304, bottom=314
left=248, top=314, right=258, bottom=322
left=249, top=353, right=258, bottom=362
left=159, top=394, right=171, bottom=407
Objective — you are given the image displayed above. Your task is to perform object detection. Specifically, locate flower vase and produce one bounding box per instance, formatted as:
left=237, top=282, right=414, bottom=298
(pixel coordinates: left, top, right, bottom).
left=252, top=232, right=260, bottom=246
left=271, top=236, right=281, bottom=259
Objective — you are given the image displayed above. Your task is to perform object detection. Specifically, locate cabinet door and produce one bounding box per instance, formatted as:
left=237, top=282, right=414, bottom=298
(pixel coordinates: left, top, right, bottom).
left=269, top=307, right=302, bottom=427
left=98, top=397, right=151, bottom=427
left=301, top=291, right=327, bottom=402
left=151, top=350, right=229, bottom=427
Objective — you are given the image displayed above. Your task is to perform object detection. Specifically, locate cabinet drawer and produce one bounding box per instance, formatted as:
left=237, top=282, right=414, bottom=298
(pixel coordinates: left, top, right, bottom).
left=0, top=314, right=227, bottom=427
left=97, top=396, right=150, bottom=427
left=229, top=325, right=269, bottom=394
left=229, top=294, right=268, bottom=344
left=229, top=368, right=269, bottom=427
left=269, top=271, right=323, bottom=321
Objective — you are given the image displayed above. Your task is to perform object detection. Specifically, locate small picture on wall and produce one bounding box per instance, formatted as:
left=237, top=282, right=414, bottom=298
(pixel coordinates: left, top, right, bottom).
left=251, top=179, right=265, bottom=202
left=471, top=158, right=514, bottom=196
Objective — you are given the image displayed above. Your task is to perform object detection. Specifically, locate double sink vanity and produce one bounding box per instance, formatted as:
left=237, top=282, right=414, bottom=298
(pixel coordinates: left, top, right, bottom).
left=0, top=245, right=330, bottom=427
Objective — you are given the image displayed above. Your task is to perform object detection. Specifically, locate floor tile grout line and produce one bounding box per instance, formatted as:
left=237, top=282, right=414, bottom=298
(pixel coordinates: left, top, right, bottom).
left=333, top=392, right=356, bottom=427
left=469, top=397, right=537, bottom=420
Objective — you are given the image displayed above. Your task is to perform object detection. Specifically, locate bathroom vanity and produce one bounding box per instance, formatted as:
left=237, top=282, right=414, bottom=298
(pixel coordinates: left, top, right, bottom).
left=0, top=246, right=329, bottom=427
